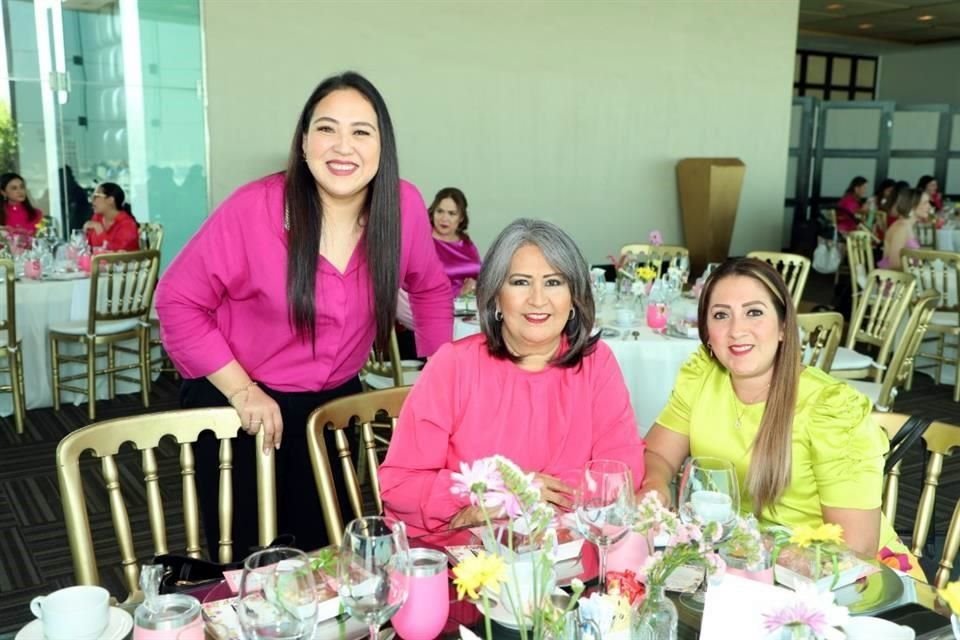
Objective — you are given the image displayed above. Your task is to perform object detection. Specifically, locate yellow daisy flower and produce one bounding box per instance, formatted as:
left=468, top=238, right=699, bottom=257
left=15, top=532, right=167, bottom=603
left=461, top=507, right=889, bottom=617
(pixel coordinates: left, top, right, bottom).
left=789, top=523, right=844, bottom=548
left=940, top=581, right=960, bottom=614
left=452, top=551, right=506, bottom=601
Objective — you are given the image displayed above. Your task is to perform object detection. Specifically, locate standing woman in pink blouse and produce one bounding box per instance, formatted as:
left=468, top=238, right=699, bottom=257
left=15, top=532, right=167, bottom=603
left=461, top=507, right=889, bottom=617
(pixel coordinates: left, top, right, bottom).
left=0, top=172, right=43, bottom=237
left=155, top=72, right=452, bottom=556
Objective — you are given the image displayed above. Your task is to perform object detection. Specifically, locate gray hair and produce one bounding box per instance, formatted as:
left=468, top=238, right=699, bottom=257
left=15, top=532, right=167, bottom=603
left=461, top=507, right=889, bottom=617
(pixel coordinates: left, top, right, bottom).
left=477, top=218, right=598, bottom=367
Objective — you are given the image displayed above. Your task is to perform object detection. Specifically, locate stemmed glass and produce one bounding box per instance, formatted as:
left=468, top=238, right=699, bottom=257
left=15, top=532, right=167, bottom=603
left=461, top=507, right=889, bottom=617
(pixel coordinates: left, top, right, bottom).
left=574, top=459, right=635, bottom=592
left=236, top=547, right=318, bottom=640
left=338, top=516, right=410, bottom=640
left=677, top=456, right=739, bottom=610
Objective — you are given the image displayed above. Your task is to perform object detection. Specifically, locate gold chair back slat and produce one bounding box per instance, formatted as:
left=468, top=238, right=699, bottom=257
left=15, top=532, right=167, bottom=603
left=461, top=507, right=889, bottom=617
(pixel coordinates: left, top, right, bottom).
left=89, top=251, right=160, bottom=330
left=361, top=328, right=407, bottom=388
left=875, top=412, right=909, bottom=523
left=141, top=447, right=168, bottom=555
left=217, top=439, right=234, bottom=565
left=139, top=223, right=164, bottom=252
left=846, top=269, right=916, bottom=381
left=619, top=244, right=688, bottom=278
left=179, top=442, right=203, bottom=559
left=362, top=421, right=388, bottom=514
left=0, top=259, right=25, bottom=432
left=916, top=221, right=936, bottom=249
left=901, top=248, right=960, bottom=316
left=56, top=408, right=276, bottom=601
left=846, top=231, right=875, bottom=309
left=307, top=387, right=411, bottom=547
left=797, top=312, right=843, bottom=372
left=747, top=251, right=811, bottom=308
left=871, top=292, right=940, bottom=411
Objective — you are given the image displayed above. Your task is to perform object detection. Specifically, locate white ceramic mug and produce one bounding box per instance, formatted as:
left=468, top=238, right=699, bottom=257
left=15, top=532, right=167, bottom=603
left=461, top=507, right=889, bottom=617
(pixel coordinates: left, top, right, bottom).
left=31, top=585, right=110, bottom=640
left=615, top=307, right=636, bottom=327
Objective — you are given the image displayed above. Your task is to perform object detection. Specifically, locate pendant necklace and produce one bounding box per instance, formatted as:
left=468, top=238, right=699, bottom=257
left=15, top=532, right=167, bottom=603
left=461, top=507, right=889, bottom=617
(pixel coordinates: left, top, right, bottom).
left=732, top=382, right=771, bottom=429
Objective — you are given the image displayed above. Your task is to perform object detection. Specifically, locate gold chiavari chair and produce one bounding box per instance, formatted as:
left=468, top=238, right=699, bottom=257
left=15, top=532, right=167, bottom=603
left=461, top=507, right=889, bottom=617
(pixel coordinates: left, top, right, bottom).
left=306, top=386, right=410, bottom=546
left=748, top=251, right=811, bottom=308
left=619, top=244, right=689, bottom=278
left=797, top=312, right=843, bottom=373
left=848, top=291, right=939, bottom=411
left=0, top=259, right=25, bottom=433
left=831, top=269, right=916, bottom=382
left=845, top=231, right=875, bottom=312
left=875, top=412, right=960, bottom=587
left=56, top=408, right=277, bottom=602
left=360, top=328, right=422, bottom=390
left=138, top=222, right=164, bottom=252
left=901, top=248, right=960, bottom=401
left=49, top=250, right=159, bottom=421
left=916, top=221, right=936, bottom=249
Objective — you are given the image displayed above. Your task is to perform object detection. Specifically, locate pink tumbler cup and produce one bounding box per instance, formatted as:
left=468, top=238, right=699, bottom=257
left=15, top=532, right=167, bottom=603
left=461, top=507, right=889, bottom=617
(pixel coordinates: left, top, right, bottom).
left=23, top=259, right=42, bottom=280
left=391, top=548, right=450, bottom=640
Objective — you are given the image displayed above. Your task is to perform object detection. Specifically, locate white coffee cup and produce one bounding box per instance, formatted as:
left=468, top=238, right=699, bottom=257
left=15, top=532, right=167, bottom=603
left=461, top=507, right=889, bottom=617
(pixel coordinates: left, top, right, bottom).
left=615, top=307, right=636, bottom=327
left=31, top=585, right=110, bottom=640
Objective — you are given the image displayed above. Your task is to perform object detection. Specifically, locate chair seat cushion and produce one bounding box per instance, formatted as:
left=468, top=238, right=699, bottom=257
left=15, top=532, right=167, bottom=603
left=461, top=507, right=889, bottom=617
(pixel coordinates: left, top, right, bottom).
left=830, top=346, right=877, bottom=371
left=49, top=318, right=141, bottom=336
left=363, top=370, right=421, bottom=390
left=929, top=311, right=960, bottom=330
left=847, top=379, right=882, bottom=408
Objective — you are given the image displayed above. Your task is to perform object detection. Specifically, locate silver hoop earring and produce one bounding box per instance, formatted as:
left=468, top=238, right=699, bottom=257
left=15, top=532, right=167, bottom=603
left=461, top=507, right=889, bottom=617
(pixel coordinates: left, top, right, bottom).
left=495, top=309, right=503, bottom=321
left=569, top=308, right=576, bottom=321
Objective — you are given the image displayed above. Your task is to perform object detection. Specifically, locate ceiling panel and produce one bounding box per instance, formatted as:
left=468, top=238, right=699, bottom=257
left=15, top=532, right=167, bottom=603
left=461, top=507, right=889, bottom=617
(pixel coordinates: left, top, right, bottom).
left=799, top=0, right=960, bottom=43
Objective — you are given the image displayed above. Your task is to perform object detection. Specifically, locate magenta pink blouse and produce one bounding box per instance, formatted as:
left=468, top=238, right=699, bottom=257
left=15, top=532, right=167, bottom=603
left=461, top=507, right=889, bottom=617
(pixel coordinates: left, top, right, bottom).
left=379, top=334, right=646, bottom=538
left=155, top=174, right=453, bottom=392
left=434, top=236, right=481, bottom=298
left=4, top=203, right=41, bottom=236
left=836, top=194, right=862, bottom=234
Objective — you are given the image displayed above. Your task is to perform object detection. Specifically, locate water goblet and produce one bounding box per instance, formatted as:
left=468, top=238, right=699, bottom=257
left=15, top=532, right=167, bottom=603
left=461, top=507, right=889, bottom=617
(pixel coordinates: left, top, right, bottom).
left=338, top=516, right=410, bottom=640
left=236, top=547, right=318, bottom=640
left=574, top=459, right=635, bottom=592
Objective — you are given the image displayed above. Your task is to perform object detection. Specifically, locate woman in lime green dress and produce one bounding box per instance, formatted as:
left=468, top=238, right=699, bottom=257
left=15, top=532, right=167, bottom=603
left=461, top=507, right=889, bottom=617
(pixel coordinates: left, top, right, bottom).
left=639, top=257, right=924, bottom=580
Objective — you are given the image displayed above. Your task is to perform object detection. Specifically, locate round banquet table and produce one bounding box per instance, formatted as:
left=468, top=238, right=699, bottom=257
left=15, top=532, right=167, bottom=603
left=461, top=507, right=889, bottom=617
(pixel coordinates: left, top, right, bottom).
left=454, top=317, right=701, bottom=435
left=1, top=275, right=159, bottom=417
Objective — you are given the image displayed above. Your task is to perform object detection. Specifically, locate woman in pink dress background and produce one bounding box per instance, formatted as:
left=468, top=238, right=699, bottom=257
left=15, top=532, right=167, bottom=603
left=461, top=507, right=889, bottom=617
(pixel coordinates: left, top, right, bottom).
left=0, top=172, right=43, bottom=237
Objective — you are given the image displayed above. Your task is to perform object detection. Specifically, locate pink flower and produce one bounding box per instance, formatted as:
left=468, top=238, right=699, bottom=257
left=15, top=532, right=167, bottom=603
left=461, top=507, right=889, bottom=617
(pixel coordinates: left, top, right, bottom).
left=761, top=586, right=848, bottom=640
left=648, top=230, right=663, bottom=246
left=451, top=458, right=505, bottom=506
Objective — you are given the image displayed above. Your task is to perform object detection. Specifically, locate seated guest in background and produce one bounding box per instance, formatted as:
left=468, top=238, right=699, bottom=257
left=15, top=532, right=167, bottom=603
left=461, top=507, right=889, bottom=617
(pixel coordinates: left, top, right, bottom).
left=878, top=188, right=931, bottom=270
left=380, top=218, right=646, bottom=538
left=640, top=258, right=922, bottom=576
left=917, top=175, right=943, bottom=211
left=0, top=172, right=42, bottom=236
left=430, top=187, right=482, bottom=297
left=869, top=178, right=897, bottom=240
left=835, top=176, right=869, bottom=234
left=84, top=182, right=140, bottom=251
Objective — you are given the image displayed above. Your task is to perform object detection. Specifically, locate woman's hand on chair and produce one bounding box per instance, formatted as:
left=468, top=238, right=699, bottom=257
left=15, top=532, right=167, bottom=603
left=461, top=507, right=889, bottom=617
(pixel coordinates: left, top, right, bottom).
left=231, top=385, right=283, bottom=453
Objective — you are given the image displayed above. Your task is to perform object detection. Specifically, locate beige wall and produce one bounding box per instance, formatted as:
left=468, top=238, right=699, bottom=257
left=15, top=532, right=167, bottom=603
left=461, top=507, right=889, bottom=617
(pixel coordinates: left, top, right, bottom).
left=203, top=0, right=799, bottom=262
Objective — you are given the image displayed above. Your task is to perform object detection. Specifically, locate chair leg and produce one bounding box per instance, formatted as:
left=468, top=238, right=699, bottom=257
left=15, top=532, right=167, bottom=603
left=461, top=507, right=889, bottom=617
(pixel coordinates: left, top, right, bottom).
left=10, top=349, right=24, bottom=434
left=936, top=334, right=946, bottom=384
left=107, top=344, right=116, bottom=400
left=87, top=341, right=97, bottom=422
left=50, top=336, right=61, bottom=412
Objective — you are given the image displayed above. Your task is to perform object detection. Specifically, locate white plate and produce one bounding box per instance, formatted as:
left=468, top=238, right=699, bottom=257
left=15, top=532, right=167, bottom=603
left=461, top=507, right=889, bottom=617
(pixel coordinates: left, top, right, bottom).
left=16, top=607, right=132, bottom=640
left=485, top=589, right=566, bottom=630
left=842, top=616, right=915, bottom=640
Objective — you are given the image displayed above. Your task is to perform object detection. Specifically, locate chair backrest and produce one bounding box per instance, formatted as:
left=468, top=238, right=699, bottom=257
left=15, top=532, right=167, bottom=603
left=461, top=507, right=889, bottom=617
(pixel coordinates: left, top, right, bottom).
left=139, top=223, right=164, bottom=252
left=869, top=291, right=939, bottom=411
left=306, top=386, right=411, bottom=546
left=915, top=221, right=935, bottom=249
left=845, top=269, right=916, bottom=378
left=747, top=251, right=811, bottom=308
left=361, top=328, right=405, bottom=388
left=876, top=411, right=960, bottom=587
left=88, top=250, right=160, bottom=334
left=797, top=312, right=843, bottom=372
left=901, top=248, right=960, bottom=321
left=56, top=408, right=277, bottom=601
left=0, top=259, right=16, bottom=346
left=619, top=244, right=689, bottom=278
left=845, top=231, right=875, bottom=308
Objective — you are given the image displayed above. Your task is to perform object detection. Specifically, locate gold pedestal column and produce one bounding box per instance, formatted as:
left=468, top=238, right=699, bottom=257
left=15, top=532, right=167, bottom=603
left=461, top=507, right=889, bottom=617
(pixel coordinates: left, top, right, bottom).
left=676, top=158, right=746, bottom=277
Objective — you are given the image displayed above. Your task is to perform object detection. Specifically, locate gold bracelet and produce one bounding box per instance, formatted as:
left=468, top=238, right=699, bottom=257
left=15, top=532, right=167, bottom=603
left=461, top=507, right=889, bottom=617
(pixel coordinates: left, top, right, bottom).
left=227, top=381, right=257, bottom=404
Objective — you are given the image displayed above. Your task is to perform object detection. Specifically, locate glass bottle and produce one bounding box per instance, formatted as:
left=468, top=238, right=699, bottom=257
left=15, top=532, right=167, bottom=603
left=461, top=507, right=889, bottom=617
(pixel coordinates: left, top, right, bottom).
left=632, top=585, right=677, bottom=640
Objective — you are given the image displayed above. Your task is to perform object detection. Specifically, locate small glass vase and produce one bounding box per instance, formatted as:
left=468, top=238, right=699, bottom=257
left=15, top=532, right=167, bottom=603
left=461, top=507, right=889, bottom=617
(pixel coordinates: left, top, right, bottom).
left=778, top=624, right=814, bottom=639
left=632, top=586, right=677, bottom=640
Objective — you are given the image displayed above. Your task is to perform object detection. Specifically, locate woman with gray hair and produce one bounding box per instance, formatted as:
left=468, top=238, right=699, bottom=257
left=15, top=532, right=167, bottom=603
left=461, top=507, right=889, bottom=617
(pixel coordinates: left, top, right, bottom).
left=379, top=218, right=646, bottom=537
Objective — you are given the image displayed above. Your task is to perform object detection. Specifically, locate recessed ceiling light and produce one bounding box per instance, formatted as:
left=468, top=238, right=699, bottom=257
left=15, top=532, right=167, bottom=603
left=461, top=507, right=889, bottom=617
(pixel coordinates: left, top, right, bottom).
left=826, top=3, right=844, bottom=10
left=917, top=14, right=936, bottom=21
left=858, top=23, right=874, bottom=29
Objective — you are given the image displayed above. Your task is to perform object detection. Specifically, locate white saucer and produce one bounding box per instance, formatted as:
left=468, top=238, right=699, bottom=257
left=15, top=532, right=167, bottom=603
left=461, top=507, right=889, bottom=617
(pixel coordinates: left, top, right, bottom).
left=16, top=607, right=133, bottom=640
left=842, top=616, right=915, bottom=640
left=484, top=589, right=566, bottom=630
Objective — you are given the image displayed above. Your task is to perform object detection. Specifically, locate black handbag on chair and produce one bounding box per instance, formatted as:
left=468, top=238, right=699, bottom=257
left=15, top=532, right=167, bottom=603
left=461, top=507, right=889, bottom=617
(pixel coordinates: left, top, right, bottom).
left=884, top=415, right=933, bottom=475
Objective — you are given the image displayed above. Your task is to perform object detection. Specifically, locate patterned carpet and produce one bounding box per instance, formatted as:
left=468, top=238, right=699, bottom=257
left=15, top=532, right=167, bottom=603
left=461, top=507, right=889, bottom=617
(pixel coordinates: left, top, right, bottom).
left=1, top=357, right=960, bottom=634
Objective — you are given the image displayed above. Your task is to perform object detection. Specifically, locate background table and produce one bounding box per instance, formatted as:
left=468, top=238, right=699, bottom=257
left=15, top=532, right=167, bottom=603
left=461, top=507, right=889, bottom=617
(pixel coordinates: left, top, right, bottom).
left=1, top=276, right=157, bottom=417
left=454, top=318, right=700, bottom=435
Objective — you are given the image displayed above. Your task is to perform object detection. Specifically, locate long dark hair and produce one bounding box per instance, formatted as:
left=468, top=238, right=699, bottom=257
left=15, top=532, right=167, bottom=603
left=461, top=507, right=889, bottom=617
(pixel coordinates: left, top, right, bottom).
left=0, top=172, right=40, bottom=224
left=284, top=72, right=400, bottom=350
left=917, top=175, right=937, bottom=193
left=697, top=257, right=800, bottom=515
left=844, top=176, right=868, bottom=196
left=98, top=182, right=136, bottom=221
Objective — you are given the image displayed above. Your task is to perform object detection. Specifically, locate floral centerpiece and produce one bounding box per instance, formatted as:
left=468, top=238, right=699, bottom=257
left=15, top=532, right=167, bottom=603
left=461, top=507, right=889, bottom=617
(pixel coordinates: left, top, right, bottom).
left=450, top=456, right=585, bottom=640
left=772, top=524, right=858, bottom=591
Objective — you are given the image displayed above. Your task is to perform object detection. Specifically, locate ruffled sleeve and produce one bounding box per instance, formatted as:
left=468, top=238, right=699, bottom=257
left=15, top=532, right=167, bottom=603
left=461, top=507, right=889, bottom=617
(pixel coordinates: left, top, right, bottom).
left=655, top=346, right=713, bottom=436
left=807, top=382, right=889, bottom=510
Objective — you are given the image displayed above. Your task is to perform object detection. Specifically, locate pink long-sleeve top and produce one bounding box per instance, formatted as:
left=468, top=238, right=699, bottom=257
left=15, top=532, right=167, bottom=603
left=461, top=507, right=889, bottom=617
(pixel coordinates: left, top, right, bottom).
left=379, top=334, right=646, bottom=538
left=434, top=235, right=482, bottom=299
left=4, top=203, right=41, bottom=236
left=155, top=174, right=453, bottom=391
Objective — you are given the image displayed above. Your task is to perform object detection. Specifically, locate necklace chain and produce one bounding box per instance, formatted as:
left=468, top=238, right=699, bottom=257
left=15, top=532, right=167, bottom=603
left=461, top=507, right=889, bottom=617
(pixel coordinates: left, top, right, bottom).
left=732, top=382, right=771, bottom=429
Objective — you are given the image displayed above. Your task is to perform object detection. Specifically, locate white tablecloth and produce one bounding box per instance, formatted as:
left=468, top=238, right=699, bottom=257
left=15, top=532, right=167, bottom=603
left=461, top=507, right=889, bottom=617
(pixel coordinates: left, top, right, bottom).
left=1, top=276, right=156, bottom=416
left=454, top=318, right=700, bottom=435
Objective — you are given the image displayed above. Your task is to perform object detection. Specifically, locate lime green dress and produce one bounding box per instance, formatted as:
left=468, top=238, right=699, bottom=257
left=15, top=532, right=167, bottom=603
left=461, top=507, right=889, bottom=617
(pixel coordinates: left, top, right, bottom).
left=656, top=346, right=900, bottom=551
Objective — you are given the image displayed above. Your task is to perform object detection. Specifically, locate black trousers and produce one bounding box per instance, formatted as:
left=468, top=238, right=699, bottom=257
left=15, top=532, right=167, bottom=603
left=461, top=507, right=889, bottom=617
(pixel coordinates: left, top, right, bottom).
left=180, top=376, right=361, bottom=560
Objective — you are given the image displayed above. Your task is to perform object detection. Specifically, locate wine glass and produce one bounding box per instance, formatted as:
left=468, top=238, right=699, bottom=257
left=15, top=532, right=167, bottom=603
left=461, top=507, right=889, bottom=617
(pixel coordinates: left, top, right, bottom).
left=574, top=459, right=635, bottom=592
left=236, top=547, right=318, bottom=640
left=677, top=456, right=739, bottom=610
left=338, top=516, right=410, bottom=640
